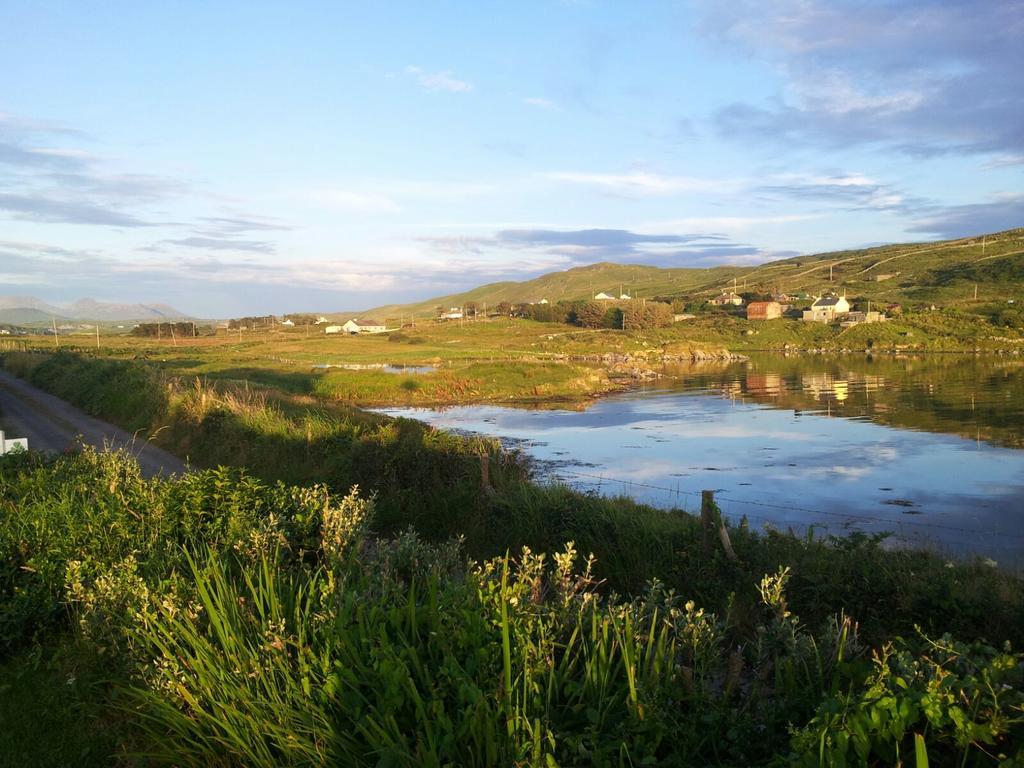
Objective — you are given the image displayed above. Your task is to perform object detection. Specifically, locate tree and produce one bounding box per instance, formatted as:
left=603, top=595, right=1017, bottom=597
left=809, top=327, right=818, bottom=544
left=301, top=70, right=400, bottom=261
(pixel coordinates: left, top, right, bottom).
left=496, top=301, right=512, bottom=317
left=576, top=301, right=606, bottom=328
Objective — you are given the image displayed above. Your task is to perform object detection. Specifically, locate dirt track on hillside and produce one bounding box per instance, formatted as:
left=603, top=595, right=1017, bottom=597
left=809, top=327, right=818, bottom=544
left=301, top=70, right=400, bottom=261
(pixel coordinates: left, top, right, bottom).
left=0, top=370, right=186, bottom=477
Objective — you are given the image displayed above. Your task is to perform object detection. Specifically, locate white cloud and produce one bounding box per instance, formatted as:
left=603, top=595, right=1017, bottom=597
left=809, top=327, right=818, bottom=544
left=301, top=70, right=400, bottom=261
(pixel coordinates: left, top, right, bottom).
left=309, top=189, right=402, bottom=213
left=642, top=214, right=820, bottom=233
left=404, top=65, right=473, bottom=93
left=542, top=170, right=741, bottom=196
left=524, top=97, right=557, bottom=109
left=982, top=154, right=1024, bottom=170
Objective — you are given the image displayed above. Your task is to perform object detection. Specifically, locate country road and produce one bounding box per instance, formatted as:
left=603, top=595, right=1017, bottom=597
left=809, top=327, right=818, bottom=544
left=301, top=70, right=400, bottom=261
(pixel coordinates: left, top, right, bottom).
left=0, top=370, right=187, bottom=477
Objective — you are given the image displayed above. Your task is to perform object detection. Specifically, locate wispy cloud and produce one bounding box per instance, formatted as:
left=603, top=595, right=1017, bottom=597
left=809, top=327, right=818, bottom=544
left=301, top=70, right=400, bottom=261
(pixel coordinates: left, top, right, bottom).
left=0, top=192, right=156, bottom=227
left=543, top=170, right=741, bottom=197
left=907, top=194, right=1024, bottom=239
left=160, top=236, right=276, bottom=254
left=404, top=65, right=473, bottom=93
left=420, top=227, right=783, bottom=268
left=700, top=0, right=1024, bottom=157
left=756, top=173, right=917, bottom=211
left=524, top=97, right=557, bottom=109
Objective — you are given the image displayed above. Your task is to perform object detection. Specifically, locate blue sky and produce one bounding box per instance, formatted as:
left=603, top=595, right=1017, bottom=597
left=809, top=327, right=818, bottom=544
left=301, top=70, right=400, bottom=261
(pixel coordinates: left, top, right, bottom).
left=1, top=0, right=1021, bottom=317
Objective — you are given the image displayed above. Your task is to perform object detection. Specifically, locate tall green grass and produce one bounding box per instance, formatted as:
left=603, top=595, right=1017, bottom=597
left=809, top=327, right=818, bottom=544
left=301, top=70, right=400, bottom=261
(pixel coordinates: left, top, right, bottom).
left=2, top=450, right=1023, bottom=765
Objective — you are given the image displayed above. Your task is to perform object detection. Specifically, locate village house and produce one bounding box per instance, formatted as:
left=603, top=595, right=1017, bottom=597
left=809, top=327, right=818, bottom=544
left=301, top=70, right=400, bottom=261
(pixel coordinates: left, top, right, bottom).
left=324, top=325, right=343, bottom=334
left=594, top=292, right=615, bottom=301
left=746, top=301, right=782, bottom=320
left=802, top=293, right=851, bottom=322
left=440, top=307, right=463, bottom=320
left=840, top=310, right=887, bottom=328
left=538, top=298, right=549, bottom=304
left=314, top=316, right=330, bottom=325
left=280, top=318, right=295, bottom=327
left=341, top=318, right=386, bottom=334
left=619, top=292, right=631, bottom=300
left=709, top=292, right=744, bottom=307
left=673, top=313, right=695, bottom=322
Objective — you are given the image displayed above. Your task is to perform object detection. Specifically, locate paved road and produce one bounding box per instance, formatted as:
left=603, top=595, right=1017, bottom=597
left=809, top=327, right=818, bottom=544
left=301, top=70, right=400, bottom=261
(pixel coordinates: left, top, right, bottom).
left=0, top=370, right=187, bottom=477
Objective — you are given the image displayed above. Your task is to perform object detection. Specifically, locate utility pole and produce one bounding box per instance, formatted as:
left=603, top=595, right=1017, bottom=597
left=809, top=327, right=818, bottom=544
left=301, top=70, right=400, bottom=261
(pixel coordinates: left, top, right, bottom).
left=192, top=322, right=197, bottom=338
left=169, top=324, right=177, bottom=347
left=974, top=284, right=978, bottom=300
left=829, top=264, right=833, bottom=282
left=95, top=323, right=100, bottom=350
left=51, top=316, right=59, bottom=348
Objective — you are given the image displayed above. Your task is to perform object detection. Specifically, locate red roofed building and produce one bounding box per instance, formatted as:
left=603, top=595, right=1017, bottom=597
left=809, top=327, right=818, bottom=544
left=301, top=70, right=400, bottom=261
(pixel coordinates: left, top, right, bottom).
left=746, top=301, right=782, bottom=320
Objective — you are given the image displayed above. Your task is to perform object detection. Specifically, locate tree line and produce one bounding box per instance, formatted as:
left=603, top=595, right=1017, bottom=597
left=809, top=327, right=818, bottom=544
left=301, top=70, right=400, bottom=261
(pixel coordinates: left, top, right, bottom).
left=130, top=322, right=213, bottom=338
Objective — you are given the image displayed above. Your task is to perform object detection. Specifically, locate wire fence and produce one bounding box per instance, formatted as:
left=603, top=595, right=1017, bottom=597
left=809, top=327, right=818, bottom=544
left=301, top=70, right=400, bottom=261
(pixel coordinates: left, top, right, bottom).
left=545, top=466, right=1024, bottom=545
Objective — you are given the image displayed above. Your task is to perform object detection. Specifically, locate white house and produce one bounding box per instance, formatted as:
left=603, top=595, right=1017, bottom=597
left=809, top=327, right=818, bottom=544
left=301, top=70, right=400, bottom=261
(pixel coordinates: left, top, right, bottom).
left=324, top=325, right=343, bottom=334
left=709, top=293, right=744, bottom=306
left=341, top=318, right=387, bottom=334
left=281, top=318, right=295, bottom=327
left=315, top=316, right=330, bottom=325
left=594, top=292, right=615, bottom=301
left=538, top=298, right=549, bottom=305
left=803, top=293, right=851, bottom=323
left=619, top=293, right=631, bottom=300
left=440, top=307, right=463, bottom=320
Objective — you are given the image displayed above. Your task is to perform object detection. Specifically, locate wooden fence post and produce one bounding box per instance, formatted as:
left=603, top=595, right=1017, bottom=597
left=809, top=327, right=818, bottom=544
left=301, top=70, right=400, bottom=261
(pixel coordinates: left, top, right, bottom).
left=701, top=490, right=738, bottom=562
left=480, top=453, right=496, bottom=497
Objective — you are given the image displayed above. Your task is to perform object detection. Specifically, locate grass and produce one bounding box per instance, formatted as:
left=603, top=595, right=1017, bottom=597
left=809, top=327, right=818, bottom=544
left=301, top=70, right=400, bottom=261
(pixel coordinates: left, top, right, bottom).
left=1, top=450, right=1022, bottom=765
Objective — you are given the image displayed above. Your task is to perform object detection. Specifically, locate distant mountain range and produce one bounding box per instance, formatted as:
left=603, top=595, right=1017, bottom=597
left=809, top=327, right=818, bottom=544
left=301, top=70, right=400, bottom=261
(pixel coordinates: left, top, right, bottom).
left=0, top=295, right=190, bottom=325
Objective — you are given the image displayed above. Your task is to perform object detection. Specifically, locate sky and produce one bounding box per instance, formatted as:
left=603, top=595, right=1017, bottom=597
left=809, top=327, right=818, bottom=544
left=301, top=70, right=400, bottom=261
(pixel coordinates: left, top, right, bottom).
left=1, top=0, right=1022, bottom=317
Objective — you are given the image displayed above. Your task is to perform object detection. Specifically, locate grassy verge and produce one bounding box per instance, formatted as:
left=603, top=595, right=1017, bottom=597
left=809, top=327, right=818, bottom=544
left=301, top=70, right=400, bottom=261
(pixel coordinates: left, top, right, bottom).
left=1, top=450, right=1022, bottom=765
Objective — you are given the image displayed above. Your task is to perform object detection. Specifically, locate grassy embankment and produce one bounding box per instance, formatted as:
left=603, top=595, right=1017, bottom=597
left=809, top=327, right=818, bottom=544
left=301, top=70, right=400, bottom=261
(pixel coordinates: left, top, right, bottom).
left=1, top=349, right=1023, bottom=763
left=2, top=449, right=1023, bottom=767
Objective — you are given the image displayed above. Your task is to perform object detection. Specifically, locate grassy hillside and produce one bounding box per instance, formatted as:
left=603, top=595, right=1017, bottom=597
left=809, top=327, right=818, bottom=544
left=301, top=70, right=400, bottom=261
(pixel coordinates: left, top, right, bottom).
left=368, top=262, right=743, bottom=320
left=367, top=228, right=1024, bottom=321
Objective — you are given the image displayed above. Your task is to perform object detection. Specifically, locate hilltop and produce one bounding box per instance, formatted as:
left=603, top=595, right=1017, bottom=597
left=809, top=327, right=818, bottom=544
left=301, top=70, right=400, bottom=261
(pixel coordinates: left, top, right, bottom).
left=364, top=228, right=1024, bottom=320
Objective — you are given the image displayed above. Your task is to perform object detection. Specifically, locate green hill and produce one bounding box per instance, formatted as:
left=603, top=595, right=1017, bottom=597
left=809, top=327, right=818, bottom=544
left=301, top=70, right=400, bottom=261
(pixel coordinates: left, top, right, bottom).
left=366, top=228, right=1024, bottom=320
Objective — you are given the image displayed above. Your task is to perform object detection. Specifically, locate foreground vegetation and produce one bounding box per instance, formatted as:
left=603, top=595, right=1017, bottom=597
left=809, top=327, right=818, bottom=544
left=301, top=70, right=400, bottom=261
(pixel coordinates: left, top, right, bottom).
left=2, top=449, right=1022, bottom=766
left=2, top=346, right=1024, bottom=764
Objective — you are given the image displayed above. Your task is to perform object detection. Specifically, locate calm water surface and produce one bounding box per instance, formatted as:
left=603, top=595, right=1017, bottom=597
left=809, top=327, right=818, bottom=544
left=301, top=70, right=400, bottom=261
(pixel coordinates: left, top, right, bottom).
left=376, top=355, right=1024, bottom=566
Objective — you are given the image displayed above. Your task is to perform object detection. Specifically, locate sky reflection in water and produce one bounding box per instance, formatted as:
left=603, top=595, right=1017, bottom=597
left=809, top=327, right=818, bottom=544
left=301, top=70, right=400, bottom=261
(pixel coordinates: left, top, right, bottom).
left=376, top=356, right=1024, bottom=566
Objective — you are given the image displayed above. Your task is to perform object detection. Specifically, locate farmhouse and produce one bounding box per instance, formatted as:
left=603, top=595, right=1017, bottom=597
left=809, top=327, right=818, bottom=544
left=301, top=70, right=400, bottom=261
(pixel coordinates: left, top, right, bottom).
left=324, top=325, right=343, bottom=334
left=280, top=318, right=295, bottom=327
left=709, top=293, right=744, bottom=307
left=619, top=293, right=631, bottom=300
left=746, top=301, right=782, bottom=320
left=594, top=292, right=615, bottom=301
left=840, top=311, right=887, bottom=328
left=342, top=318, right=387, bottom=334
left=440, top=307, right=463, bottom=320
left=802, top=293, right=850, bottom=322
